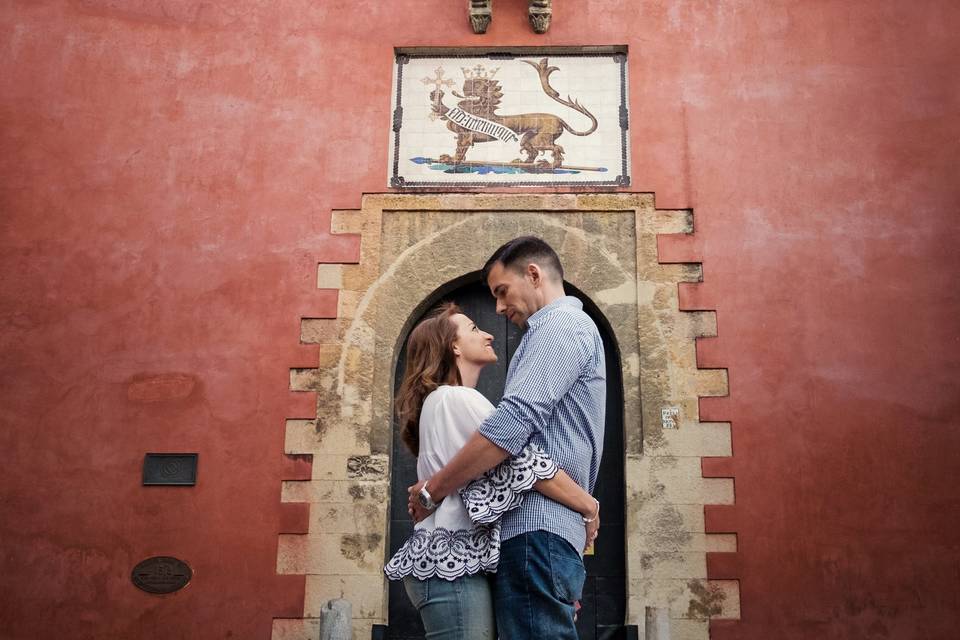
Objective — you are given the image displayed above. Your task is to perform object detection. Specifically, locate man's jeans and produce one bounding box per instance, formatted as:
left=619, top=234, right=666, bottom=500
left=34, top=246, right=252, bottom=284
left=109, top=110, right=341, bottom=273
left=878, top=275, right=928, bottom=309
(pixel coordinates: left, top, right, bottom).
left=493, top=530, right=586, bottom=640
left=403, top=573, right=495, bottom=640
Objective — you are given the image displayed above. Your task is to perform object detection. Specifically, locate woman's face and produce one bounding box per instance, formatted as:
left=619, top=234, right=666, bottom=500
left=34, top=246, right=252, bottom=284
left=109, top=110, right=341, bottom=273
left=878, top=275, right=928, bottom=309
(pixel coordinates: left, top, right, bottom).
left=450, top=313, right=497, bottom=366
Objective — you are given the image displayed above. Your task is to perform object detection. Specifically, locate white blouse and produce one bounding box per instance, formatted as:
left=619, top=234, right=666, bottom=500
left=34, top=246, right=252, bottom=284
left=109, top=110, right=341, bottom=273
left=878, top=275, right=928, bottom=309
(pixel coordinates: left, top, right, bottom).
left=384, top=385, right=558, bottom=581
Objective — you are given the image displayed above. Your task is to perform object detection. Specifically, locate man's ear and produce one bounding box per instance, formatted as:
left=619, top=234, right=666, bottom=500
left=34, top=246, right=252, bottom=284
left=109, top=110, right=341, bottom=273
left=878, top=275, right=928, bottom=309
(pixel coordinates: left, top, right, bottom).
left=527, top=262, right=542, bottom=287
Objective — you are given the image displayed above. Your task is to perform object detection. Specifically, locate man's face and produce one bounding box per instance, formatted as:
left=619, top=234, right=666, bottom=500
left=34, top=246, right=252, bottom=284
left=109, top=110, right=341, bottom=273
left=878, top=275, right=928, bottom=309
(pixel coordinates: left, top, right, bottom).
left=486, top=261, right=539, bottom=327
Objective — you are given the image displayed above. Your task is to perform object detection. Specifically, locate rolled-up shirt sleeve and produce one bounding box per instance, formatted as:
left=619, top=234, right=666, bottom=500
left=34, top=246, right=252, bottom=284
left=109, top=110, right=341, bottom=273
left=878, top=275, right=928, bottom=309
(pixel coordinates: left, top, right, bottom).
left=479, top=316, right=589, bottom=455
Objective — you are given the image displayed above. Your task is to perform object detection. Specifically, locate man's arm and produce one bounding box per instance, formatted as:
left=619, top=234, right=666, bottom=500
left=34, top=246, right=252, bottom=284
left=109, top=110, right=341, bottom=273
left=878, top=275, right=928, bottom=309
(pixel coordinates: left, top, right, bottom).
left=408, top=430, right=509, bottom=521
left=408, top=313, right=592, bottom=520
left=477, top=315, right=591, bottom=456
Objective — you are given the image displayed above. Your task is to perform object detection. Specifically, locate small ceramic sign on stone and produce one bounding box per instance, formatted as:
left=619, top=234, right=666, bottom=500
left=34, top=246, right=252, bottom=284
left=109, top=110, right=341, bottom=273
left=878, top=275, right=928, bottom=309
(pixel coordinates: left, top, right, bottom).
left=389, top=47, right=630, bottom=188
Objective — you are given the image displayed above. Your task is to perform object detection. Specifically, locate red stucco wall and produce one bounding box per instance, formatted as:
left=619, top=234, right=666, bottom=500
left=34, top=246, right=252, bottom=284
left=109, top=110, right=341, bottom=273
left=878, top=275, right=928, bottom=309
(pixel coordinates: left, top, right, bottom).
left=2, top=1, right=958, bottom=639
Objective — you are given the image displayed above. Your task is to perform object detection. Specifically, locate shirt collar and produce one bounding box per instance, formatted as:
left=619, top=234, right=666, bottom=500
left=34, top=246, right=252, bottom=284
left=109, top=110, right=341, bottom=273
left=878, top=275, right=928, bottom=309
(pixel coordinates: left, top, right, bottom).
left=527, top=295, right=582, bottom=329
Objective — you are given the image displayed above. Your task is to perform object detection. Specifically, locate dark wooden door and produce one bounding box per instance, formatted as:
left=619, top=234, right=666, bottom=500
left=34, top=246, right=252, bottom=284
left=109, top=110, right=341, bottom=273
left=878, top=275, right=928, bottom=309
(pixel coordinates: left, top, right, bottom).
left=384, top=280, right=627, bottom=640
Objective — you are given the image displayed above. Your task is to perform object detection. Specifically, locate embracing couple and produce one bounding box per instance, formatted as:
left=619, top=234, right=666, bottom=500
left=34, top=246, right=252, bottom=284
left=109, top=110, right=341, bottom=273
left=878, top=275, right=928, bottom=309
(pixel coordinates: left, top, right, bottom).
left=384, top=236, right=606, bottom=640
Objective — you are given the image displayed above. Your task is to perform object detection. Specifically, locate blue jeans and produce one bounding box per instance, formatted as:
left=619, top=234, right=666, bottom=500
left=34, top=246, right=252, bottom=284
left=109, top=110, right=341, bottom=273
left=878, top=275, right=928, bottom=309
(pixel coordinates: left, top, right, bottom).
left=403, top=573, right=495, bottom=640
left=493, top=530, right=585, bottom=640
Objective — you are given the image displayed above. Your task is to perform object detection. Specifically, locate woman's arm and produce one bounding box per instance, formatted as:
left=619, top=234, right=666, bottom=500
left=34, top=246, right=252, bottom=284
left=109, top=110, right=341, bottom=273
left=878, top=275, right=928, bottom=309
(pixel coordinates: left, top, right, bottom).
left=535, top=471, right=600, bottom=549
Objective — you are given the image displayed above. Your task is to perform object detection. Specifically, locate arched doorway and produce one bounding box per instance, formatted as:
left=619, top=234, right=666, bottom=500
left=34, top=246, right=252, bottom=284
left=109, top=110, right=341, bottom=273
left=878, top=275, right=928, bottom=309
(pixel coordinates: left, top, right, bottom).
left=385, top=275, right=628, bottom=640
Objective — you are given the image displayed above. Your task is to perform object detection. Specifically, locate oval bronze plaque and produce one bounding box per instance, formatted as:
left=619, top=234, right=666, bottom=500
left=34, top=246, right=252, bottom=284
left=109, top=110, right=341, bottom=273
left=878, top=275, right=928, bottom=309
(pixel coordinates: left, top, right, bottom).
left=131, top=556, right=192, bottom=594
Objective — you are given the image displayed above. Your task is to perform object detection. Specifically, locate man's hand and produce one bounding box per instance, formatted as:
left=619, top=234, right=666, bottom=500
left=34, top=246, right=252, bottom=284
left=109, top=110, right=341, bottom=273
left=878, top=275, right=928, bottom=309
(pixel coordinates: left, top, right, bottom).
left=584, top=501, right=600, bottom=552
left=407, top=480, right=434, bottom=523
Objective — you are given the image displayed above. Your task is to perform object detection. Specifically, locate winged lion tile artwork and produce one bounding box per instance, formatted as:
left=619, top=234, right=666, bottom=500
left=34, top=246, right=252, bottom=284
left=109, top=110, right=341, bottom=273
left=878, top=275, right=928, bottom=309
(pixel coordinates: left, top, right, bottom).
left=390, top=50, right=629, bottom=187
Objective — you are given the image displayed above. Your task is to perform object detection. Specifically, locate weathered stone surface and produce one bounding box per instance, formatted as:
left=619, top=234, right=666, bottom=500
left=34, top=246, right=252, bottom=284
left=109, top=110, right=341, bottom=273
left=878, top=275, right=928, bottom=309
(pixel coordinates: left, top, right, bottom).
left=278, top=533, right=385, bottom=575
left=628, top=578, right=740, bottom=621
left=281, top=480, right=389, bottom=505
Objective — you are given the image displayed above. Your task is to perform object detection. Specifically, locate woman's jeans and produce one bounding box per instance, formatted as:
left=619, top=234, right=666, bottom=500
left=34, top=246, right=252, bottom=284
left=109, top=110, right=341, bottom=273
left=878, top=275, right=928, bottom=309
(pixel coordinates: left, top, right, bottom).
left=403, top=573, right=495, bottom=640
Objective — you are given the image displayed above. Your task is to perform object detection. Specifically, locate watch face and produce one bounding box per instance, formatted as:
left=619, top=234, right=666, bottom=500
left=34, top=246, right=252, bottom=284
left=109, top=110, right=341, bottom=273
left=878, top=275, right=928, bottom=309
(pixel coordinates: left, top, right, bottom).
left=418, top=491, right=432, bottom=509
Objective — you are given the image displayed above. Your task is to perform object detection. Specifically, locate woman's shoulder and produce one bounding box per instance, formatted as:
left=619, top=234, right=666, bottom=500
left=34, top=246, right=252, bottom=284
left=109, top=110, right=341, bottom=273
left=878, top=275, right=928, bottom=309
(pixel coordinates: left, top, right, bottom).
left=429, top=385, right=493, bottom=410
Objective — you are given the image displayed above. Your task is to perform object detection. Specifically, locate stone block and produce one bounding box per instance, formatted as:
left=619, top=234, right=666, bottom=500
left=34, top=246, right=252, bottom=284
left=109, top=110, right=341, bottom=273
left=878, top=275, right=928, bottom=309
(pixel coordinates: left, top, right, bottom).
left=630, top=551, right=707, bottom=580
left=300, top=318, right=341, bottom=344
left=665, top=618, right=710, bottom=640
left=628, top=578, right=739, bottom=621
left=289, top=368, right=320, bottom=392
left=693, top=368, right=728, bottom=397
left=309, top=502, right=386, bottom=534
left=627, top=502, right=705, bottom=536
left=643, top=421, right=732, bottom=458
left=271, top=617, right=319, bottom=640
left=277, top=533, right=386, bottom=575
left=281, top=479, right=390, bottom=505
left=629, top=532, right=735, bottom=554
left=627, top=456, right=734, bottom=506
left=704, top=534, right=737, bottom=553
left=330, top=209, right=363, bottom=234
left=688, top=311, right=718, bottom=339
left=284, top=420, right=372, bottom=457
left=647, top=208, right=693, bottom=235
left=317, top=264, right=344, bottom=289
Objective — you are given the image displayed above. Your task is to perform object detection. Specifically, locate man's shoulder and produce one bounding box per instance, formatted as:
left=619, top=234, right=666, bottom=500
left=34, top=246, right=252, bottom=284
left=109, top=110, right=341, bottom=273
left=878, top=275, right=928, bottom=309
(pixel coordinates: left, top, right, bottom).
left=537, top=300, right=598, bottom=335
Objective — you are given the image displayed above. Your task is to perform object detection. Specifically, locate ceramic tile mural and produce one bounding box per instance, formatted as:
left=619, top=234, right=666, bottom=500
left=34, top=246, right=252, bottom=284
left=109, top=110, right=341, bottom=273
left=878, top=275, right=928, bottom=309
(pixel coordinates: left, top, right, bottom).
left=389, top=48, right=629, bottom=187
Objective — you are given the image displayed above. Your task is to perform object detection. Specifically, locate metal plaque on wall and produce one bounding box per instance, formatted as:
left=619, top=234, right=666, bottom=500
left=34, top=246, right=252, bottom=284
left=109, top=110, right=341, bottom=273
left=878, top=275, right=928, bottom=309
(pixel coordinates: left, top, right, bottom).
left=389, top=46, right=630, bottom=188
left=131, top=556, right=192, bottom=594
left=142, top=453, right=198, bottom=486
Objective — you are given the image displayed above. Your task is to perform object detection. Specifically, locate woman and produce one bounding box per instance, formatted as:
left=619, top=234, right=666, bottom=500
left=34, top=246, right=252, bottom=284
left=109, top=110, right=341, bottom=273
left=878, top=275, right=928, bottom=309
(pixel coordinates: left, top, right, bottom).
left=384, top=303, right=600, bottom=640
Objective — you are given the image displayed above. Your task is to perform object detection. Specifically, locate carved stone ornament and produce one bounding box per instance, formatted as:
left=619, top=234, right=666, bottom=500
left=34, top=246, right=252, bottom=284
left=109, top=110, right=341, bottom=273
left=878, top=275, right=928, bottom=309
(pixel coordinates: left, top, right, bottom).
left=469, top=0, right=492, bottom=34
left=529, top=0, right=552, bottom=34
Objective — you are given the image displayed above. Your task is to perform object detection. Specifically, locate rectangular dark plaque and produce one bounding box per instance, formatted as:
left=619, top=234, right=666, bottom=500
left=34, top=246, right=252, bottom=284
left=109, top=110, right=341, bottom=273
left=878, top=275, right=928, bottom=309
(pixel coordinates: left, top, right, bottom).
left=142, top=453, right=198, bottom=486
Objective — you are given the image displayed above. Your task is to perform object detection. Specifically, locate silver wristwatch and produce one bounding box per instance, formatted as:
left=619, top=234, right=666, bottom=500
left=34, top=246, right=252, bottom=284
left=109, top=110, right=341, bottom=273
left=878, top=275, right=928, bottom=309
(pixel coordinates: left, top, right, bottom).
left=417, top=483, right=438, bottom=510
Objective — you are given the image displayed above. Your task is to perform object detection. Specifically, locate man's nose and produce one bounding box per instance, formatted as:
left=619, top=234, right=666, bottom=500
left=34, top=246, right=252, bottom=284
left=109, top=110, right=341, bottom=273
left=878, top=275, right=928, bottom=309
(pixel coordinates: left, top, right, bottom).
left=495, top=300, right=505, bottom=314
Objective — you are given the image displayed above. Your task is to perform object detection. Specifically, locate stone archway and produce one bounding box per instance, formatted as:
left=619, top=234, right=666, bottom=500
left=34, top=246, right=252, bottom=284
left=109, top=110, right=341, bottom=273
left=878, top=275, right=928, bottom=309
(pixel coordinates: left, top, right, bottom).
left=274, top=194, right=738, bottom=640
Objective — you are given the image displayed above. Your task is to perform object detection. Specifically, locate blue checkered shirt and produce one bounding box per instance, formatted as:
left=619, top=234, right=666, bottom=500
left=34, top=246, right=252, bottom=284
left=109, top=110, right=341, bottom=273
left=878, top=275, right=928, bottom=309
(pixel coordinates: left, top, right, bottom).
left=478, top=296, right=606, bottom=553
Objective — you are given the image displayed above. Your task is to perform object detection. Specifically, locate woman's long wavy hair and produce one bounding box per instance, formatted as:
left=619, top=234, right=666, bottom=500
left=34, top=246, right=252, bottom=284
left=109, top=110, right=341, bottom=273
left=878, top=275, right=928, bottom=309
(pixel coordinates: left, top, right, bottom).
left=395, top=303, right=463, bottom=456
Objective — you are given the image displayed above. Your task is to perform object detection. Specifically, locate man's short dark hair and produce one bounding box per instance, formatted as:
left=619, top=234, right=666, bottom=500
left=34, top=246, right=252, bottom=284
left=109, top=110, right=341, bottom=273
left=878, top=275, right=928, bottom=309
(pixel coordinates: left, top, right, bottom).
left=482, top=236, right=564, bottom=282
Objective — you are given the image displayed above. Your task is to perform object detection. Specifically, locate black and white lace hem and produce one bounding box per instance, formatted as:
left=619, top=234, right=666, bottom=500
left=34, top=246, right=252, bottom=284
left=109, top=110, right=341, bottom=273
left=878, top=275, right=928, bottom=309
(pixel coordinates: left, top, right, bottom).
left=383, top=523, right=501, bottom=581
left=384, top=445, right=557, bottom=582
left=459, top=444, right=559, bottom=525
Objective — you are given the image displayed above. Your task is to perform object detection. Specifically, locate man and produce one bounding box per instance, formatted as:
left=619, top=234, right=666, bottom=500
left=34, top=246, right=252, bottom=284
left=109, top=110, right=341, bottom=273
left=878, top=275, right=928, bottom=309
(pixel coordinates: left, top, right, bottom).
left=407, top=236, right=606, bottom=639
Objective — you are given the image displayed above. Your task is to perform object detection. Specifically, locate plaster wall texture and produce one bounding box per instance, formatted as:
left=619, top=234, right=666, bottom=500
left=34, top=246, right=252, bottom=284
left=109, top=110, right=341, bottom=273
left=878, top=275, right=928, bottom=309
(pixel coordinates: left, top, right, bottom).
left=1, top=1, right=958, bottom=640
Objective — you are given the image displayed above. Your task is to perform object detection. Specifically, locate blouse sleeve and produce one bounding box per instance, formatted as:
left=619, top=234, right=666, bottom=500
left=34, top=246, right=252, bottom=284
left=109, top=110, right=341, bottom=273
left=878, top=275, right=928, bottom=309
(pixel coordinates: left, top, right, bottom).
left=459, top=443, right=559, bottom=525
